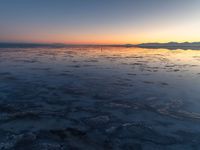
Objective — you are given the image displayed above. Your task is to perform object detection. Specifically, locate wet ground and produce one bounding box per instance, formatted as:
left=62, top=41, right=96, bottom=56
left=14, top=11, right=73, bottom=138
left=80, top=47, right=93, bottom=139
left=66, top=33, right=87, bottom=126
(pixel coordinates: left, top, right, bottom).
left=1, top=46, right=200, bottom=150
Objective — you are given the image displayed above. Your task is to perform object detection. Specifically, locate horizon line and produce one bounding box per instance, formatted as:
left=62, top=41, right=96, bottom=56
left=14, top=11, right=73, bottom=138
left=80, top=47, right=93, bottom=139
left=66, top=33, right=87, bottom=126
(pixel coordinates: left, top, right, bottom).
left=1, top=41, right=200, bottom=46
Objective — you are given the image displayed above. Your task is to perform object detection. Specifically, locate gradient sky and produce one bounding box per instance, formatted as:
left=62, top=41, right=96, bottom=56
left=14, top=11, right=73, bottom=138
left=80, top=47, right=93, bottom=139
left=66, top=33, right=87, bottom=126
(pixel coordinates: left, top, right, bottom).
left=0, top=0, right=200, bottom=44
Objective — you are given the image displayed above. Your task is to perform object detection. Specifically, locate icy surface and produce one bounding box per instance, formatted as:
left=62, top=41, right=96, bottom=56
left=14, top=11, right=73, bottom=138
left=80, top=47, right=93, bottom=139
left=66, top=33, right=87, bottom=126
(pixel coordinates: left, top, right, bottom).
left=1, top=46, right=200, bottom=149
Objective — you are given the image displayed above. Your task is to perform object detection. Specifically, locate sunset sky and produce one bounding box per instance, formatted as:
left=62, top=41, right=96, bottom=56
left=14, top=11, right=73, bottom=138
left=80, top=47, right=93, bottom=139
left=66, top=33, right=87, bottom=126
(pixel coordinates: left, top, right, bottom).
left=0, top=0, right=200, bottom=44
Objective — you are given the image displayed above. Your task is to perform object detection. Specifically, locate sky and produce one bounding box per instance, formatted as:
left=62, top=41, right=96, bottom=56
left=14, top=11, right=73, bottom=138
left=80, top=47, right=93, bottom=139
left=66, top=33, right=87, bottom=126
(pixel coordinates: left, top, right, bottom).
left=0, top=0, right=200, bottom=44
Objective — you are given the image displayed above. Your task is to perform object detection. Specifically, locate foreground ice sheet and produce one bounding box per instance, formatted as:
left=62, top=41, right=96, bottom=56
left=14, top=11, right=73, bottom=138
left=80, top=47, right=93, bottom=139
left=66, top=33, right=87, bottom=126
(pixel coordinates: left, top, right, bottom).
left=1, top=46, right=200, bottom=149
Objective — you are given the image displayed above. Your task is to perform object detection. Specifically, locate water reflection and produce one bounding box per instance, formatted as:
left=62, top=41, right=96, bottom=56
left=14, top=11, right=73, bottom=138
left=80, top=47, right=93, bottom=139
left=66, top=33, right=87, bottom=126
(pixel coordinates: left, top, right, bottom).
left=1, top=47, right=200, bottom=149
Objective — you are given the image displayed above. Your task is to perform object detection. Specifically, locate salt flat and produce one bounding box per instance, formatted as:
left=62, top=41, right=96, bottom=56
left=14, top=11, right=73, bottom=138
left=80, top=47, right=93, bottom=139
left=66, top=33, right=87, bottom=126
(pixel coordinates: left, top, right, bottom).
left=0, top=46, right=200, bottom=149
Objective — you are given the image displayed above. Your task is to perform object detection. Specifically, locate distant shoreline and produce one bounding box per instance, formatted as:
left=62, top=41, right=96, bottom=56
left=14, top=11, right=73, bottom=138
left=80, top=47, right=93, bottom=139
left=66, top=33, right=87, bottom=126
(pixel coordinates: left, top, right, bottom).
left=0, top=43, right=127, bottom=48
left=136, top=42, right=200, bottom=50
left=1, top=42, right=200, bottom=50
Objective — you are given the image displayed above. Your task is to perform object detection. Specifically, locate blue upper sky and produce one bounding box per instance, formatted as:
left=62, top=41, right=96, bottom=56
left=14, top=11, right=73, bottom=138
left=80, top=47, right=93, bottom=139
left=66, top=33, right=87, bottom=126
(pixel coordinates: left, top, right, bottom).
left=0, top=0, right=200, bottom=44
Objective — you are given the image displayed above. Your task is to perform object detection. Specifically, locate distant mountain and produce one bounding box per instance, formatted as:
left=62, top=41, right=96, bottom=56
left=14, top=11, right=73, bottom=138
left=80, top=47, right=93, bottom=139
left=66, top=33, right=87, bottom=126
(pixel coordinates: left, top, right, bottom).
left=0, top=43, right=89, bottom=48
left=0, top=43, right=127, bottom=48
left=0, top=43, right=55, bottom=48
left=137, top=42, right=200, bottom=50
left=1, top=42, right=200, bottom=50
left=123, top=44, right=135, bottom=47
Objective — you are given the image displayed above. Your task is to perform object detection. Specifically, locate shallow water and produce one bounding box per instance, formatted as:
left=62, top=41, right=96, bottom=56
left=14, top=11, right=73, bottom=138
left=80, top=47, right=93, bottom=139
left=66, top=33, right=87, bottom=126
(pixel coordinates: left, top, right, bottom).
left=1, top=46, right=200, bottom=149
